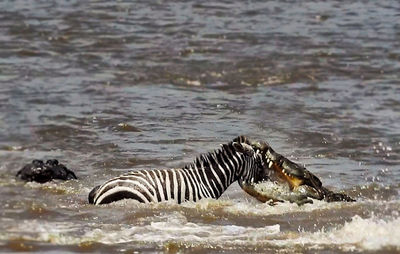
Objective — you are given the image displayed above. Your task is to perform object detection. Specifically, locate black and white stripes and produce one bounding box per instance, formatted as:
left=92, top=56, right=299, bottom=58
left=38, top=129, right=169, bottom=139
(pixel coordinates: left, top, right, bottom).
left=88, top=136, right=267, bottom=205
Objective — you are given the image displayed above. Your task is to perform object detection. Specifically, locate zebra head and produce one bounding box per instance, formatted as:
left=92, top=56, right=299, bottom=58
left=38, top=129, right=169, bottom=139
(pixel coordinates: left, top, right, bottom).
left=231, top=136, right=270, bottom=186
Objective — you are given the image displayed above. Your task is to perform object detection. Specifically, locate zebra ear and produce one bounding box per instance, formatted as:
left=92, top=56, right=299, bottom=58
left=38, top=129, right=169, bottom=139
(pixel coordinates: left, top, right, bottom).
left=232, top=142, right=254, bottom=156
left=233, top=136, right=250, bottom=144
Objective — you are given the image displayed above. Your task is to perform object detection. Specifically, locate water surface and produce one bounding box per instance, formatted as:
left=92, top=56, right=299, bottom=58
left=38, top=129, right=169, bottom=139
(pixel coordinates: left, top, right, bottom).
left=0, top=0, right=399, bottom=253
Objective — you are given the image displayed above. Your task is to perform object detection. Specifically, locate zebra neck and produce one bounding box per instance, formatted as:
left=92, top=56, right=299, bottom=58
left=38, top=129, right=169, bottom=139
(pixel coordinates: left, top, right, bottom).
left=183, top=144, right=246, bottom=199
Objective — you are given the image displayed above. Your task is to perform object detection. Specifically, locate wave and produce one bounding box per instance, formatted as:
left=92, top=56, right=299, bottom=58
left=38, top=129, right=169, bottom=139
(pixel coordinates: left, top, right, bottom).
left=2, top=211, right=399, bottom=252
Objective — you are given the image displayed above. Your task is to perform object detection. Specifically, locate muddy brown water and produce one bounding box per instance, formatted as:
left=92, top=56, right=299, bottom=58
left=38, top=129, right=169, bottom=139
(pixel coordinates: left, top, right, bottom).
left=0, top=1, right=399, bottom=253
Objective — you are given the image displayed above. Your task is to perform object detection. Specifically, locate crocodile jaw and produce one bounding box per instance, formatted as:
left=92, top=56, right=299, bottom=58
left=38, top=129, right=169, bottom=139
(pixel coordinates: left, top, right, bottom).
left=265, top=149, right=305, bottom=189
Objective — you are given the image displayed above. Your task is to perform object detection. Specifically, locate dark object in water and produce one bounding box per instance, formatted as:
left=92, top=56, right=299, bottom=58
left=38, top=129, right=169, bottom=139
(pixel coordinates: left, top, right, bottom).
left=16, top=159, right=77, bottom=183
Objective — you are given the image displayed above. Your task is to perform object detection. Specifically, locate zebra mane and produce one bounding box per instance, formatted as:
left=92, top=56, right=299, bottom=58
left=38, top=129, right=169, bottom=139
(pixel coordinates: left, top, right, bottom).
left=232, top=135, right=252, bottom=146
left=183, top=136, right=255, bottom=170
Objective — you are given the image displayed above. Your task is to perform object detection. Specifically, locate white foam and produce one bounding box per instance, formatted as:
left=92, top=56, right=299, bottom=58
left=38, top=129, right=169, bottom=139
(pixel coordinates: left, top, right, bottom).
left=272, top=215, right=400, bottom=251
left=179, top=196, right=348, bottom=217
left=1, top=214, right=281, bottom=246
left=2, top=211, right=399, bottom=251
left=83, top=212, right=281, bottom=244
left=83, top=213, right=400, bottom=251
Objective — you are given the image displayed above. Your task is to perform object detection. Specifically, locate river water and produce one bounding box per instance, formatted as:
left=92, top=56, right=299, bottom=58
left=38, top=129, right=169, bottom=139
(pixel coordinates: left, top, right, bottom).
left=1, top=1, right=399, bottom=253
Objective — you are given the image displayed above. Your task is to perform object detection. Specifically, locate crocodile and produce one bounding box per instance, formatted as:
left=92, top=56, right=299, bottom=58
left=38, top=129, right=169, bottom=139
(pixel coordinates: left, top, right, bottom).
left=243, top=140, right=355, bottom=205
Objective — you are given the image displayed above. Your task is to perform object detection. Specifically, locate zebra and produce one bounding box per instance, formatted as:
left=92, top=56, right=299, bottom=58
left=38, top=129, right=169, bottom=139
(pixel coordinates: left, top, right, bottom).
left=88, top=136, right=270, bottom=205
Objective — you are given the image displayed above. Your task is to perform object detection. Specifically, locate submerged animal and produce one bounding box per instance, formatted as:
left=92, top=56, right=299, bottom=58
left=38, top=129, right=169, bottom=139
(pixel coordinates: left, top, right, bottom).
left=16, top=159, right=77, bottom=183
left=89, top=136, right=354, bottom=205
